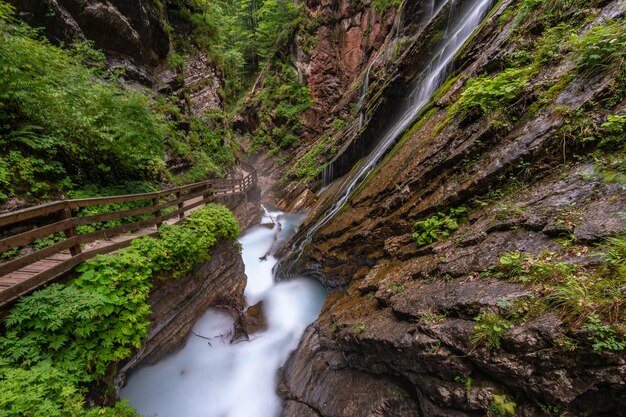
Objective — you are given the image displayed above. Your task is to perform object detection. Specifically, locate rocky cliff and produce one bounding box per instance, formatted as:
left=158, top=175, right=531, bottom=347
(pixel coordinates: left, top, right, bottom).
left=116, top=240, right=247, bottom=387
left=10, top=0, right=223, bottom=115
left=279, top=0, right=626, bottom=415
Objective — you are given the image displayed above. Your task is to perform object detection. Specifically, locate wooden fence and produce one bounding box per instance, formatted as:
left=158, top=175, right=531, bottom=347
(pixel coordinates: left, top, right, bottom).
left=0, top=166, right=257, bottom=308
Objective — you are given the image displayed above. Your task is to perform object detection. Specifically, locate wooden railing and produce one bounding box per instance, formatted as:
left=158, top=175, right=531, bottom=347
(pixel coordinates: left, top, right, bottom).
left=0, top=165, right=257, bottom=308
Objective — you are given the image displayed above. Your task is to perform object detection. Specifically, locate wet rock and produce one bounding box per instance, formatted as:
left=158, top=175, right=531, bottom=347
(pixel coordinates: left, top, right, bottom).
left=391, top=279, right=532, bottom=321
left=279, top=326, right=422, bottom=417
left=116, top=242, right=247, bottom=385
left=243, top=301, right=267, bottom=334
left=11, top=0, right=171, bottom=86
left=574, top=196, right=626, bottom=242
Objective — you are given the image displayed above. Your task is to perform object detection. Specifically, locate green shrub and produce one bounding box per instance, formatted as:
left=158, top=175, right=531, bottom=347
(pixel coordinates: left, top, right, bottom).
left=0, top=3, right=235, bottom=200
left=353, top=320, right=367, bottom=336
left=499, top=251, right=577, bottom=284
left=585, top=314, right=625, bottom=351
left=0, top=204, right=238, bottom=416
left=412, top=207, right=468, bottom=246
left=573, top=21, right=626, bottom=76
left=455, top=68, right=531, bottom=115
left=371, top=0, right=402, bottom=13
left=487, top=394, right=517, bottom=416
left=249, top=61, right=312, bottom=154
left=471, top=312, right=512, bottom=349
left=287, top=135, right=333, bottom=183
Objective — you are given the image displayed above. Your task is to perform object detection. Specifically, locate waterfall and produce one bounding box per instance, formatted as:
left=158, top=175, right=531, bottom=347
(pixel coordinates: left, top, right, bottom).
left=288, top=0, right=496, bottom=267
left=358, top=62, right=372, bottom=130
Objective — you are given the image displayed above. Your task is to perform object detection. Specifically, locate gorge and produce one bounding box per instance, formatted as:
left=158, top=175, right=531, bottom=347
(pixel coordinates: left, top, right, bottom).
left=0, top=0, right=625, bottom=416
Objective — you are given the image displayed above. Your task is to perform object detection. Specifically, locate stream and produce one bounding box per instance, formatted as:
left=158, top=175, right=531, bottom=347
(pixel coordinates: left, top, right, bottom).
left=120, top=208, right=327, bottom=417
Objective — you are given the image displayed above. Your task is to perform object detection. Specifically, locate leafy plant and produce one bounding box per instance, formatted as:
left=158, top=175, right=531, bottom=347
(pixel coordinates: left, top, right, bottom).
left=488, top=394, right=517, bottom=416
left=454, top=375, right=473, bottom=392
left=471, top=313, right=512, bottom=349
left=455, top=68, right=531, bottom=115
left=573, top=21, right=626, bottom=76
left=353, top=320, right=367, bottom=336
left=585, top=314, right=625, bottom=351
left=412, top=207, right=468, bottom=246
left=0, top=204, right=239, bottom=416
left=371, top=0, right=402, bottom=13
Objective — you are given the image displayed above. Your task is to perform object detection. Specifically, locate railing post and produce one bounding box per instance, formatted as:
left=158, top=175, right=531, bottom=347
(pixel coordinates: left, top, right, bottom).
left=177, top=191, right=185, bottom=220
left=153, top=197, right=162, bottom=228
left=204, top=182, right=213, bottom=202
left=60, top=202, right=81, bottom=257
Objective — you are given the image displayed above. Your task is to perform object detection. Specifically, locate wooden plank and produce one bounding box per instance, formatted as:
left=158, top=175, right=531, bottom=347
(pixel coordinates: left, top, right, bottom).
left=0, top=201, right=65, bottom=228
left=68, top=179, right=213, bottom=209
left=0, top=237, right=80, bottom=277
left=0, top=230, right=159, bottom=308
left=72, top=203, right=157, bottom=227
left=0, top=218, right=74, bottom=253
left=0, top=166, right=258, bottom=307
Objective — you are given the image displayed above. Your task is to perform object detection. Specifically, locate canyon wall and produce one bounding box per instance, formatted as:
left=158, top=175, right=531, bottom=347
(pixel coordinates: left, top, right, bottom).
left=116, top=240, right=247, bottom=387
left=280, top=0, right=626, bottom=415
left=10, top=0, right=223, bottom=115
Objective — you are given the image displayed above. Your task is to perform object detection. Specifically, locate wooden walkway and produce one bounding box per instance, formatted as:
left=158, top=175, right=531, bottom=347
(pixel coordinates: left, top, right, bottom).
left=0, top=165, right=257, bottom=309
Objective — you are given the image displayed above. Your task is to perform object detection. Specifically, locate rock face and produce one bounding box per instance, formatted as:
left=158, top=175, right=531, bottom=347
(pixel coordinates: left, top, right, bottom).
left=10, top=0, right=172, bottom=86
left=256, top=0, right=400, bottom=206
left=299, top=0, right=397, bottom=127
left=10, top=0, right=223, bottom=113
left=116, top=241, right=247, bottom=386
left=280, top=0, right=626, bottom=416
left=184, top=53, right=224, bottom=117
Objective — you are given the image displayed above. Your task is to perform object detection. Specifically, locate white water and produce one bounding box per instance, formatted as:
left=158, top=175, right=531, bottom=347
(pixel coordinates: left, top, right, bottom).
left=301, top=0, right=494, bottom=254
left=120, top=209, right=326, bottom=417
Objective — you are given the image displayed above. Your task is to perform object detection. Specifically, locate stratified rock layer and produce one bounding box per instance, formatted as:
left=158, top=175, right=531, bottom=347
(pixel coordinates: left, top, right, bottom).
left=280, top=0, right=626, bottom=416
left=116, top=241, right=246, bottom=385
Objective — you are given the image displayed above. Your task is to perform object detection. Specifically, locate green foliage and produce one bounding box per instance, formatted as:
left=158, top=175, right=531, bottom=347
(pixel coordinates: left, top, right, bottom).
left=471, top=313, right=511, bottom=349
left=585, top=314, right=625, bottom=351
left=371, top=0, right=402, bottom=13
left=412, top=207, right=468, bottom=246
left=455, top=68, right=531, bottom=115
left=573, top=21, right=626, bottom=77
left=286, top=135, right=333, bottom=183
left=488, top=394, right=517, bottom=416
left=0, top=3, right=235, bottom=201
left=0, top=360, right=86, bottom=417
left=499, top=251, right=576, bottom=284
left=353, top=320, right=367, bottom=336
left=518, top=0, right=596, bottom=29
left=256, top=0, right=302, bottom=59
left=68, top=182, right=157, bottom=235
left=249, top=61, right=312, bottom=154
left=497, top=238, right=626, bottom=329
left=454, top=375, right=473, bottom=392
left=0, top=204, right=238, bottom=416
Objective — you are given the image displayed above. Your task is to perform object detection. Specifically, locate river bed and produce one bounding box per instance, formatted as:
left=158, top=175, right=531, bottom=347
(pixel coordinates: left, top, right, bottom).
left=120, top=209, right=326, bottom=417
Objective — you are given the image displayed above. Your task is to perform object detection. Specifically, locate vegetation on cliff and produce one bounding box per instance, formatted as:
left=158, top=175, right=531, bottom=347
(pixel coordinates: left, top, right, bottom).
left=0, top=2, right=236, bottom=203
left=0, top=204, right=239, bottom=416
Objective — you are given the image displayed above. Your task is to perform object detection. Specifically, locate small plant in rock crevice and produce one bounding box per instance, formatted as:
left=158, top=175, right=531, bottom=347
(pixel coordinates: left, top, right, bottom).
left=412, top=207, right=468, bottom=246
left=470, top=312, right=512, bottom=350
left=454, top=375, right=474, bottom=392
left=353, top=320, right=367, bottom=336
left=487, top=394, right=517, bottom=416
left=585, top=314, right=625, bottom=351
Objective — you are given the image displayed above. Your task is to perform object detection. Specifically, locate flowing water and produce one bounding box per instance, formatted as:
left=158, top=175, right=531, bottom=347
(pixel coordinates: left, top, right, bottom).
left=299, top=0, right=495, bottom=257
left=120, top=209, right=326, bottom=417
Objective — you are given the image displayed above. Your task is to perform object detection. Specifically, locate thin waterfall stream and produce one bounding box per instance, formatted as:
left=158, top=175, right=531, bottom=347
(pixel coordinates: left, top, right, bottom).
left=120, top=208, right=326, bottom=417
left=297, top=0, right=496, bottom=258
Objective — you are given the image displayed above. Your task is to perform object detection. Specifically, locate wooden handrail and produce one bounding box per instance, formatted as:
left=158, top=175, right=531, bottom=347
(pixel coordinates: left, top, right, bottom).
left=0, top=163, right=258, bottom=308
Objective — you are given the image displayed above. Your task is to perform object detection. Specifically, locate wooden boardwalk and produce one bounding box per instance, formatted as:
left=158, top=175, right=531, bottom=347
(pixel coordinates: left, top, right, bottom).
left=0, top=166, right=257, bottom=310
